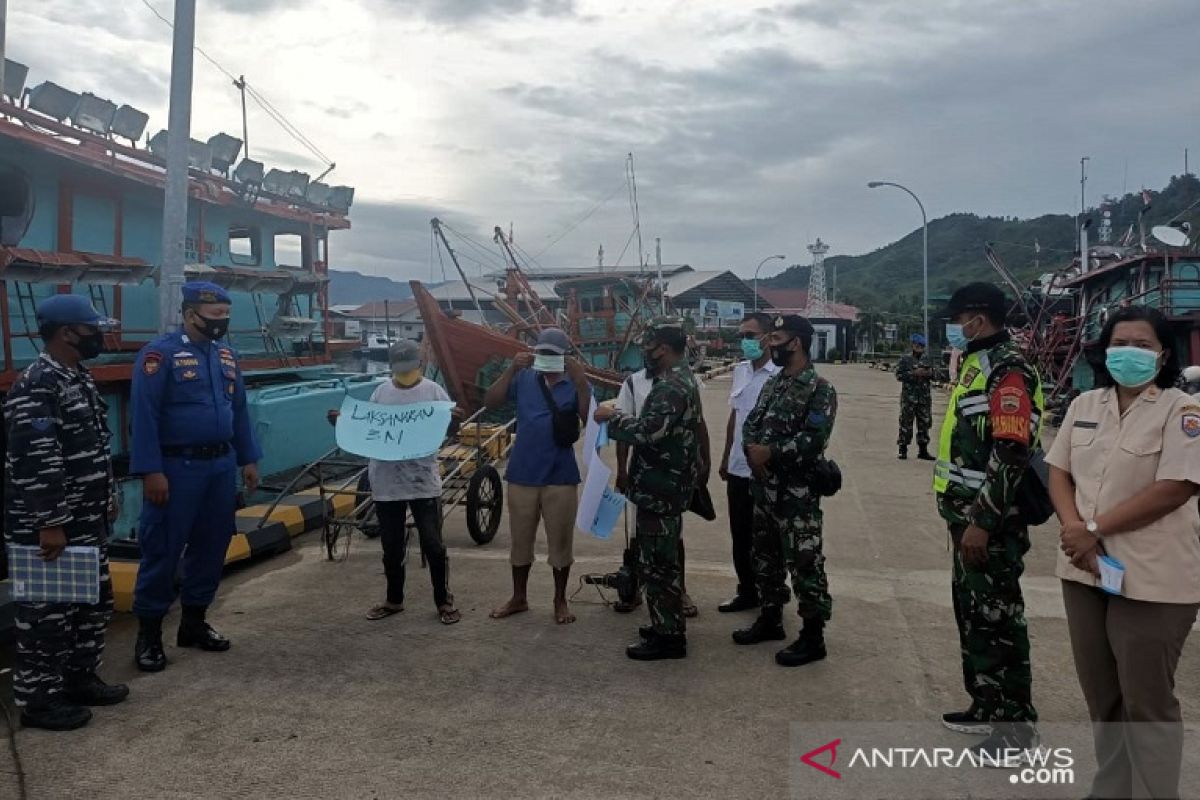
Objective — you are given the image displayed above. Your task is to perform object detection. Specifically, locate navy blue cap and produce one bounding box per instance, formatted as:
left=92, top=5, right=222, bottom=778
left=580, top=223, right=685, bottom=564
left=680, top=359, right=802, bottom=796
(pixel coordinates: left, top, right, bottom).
left=182, top=281, right=232, bottom=305
left=773, top=314, right=815, bottom=338
left=35, top=295, right=116, bottom=328
left=911, top=333, right=927, bottom=346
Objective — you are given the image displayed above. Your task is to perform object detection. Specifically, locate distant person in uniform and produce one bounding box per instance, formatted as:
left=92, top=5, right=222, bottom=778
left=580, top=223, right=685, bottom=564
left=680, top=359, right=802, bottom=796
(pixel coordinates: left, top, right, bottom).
left=130, top=282, right=262, bottom=672
left=614, top=355, right=710, bottom=617
left=1048, top=306, right=1200, bottom=800
left=1182, top=364, right=1200, bottom=398
left=933, top=282, right=1041, bottom=760
left=716, top=312, right=779, bottom=613
left=896, top=333, right=934, bottom=460
left=485, top=328, right=591, bottom=625
left=596, top=318, right=702, bottom=660
left=4, top=296, right=129, bottom=730
left=737, top=314, right=837, bottom=667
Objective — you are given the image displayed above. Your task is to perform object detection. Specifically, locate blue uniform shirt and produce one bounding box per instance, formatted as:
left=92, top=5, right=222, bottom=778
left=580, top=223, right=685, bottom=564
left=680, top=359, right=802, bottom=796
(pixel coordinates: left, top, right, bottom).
left=504, top=368, right=583, bottom=487
left=129, top=329, right=262, bottom=474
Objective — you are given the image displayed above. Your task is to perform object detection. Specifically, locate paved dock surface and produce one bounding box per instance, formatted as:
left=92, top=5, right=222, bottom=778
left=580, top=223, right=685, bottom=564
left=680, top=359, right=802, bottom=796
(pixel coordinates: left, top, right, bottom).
left=3, top=364, right=1198, bottom=799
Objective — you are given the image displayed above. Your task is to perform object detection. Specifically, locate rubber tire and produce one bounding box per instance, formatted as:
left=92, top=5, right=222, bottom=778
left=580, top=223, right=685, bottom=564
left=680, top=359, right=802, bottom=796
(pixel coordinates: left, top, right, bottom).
left=465, top=464, right=503, bottom=545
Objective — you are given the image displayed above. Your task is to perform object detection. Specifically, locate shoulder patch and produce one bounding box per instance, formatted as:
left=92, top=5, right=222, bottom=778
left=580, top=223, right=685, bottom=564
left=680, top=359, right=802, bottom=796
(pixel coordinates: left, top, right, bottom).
left=1182, top=411, right=1200, bottom=439
left=142, top=352, right=162, bottom=375
left=30, top=418, right=54, bottom=432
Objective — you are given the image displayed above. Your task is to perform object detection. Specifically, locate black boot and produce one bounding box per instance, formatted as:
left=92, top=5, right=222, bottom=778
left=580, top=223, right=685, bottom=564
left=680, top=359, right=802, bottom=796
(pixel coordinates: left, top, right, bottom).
left=732, top=605, right=786, bottom=645
left=898, top=445, right=908, bottom=460
left=638, top=625, right=655, bottom=640
left=775, top=617, right=827, bottom=667
left=917, top=445, right=935, bottom=461
left=135, top=616, right=167, bottom=672
left=177, top=605, right=231, bottom=652
left=627, top=632, right=686, bottom=661
left=65, top=672, right=130, bottom=706
left=20, top=698, right=92, bottom=731
left=717, top=592, right=760, bottom=613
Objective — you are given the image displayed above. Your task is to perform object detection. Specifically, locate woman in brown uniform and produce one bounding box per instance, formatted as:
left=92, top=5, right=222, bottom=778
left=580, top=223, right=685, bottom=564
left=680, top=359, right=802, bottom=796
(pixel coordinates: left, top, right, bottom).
left=1046, top=306, right=1200, bottom=800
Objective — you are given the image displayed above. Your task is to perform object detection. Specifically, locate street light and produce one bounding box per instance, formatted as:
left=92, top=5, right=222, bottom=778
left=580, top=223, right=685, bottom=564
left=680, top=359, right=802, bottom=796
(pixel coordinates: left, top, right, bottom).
left=867, top=181, right=928, bottom=350
left=752, top=254, right=787, bottom=311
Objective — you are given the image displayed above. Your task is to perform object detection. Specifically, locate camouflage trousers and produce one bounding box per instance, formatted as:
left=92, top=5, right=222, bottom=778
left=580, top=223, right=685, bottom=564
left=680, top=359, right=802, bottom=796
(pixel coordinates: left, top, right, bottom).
left=950, top=524, right=1037, bottom=723
left=13, top=552, right=114, bottom=709
left=636, top=510, right=684, bottom=635
left=898, top=393, right=932, bottom=447
left=752, top=502, right=832, bottom=621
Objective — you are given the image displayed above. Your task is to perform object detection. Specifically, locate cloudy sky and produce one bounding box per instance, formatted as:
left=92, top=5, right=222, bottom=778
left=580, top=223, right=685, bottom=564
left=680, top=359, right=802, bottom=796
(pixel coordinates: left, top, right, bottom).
left=9, top=0, right=1196, bottom=282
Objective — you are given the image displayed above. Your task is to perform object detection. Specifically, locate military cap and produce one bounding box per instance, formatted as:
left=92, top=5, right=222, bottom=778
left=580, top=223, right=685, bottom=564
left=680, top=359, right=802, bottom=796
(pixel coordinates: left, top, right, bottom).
left=639, top=316, right=685, bottom=347
left=388, top=339, right=421, bottom=371
left=35, top=294, right=115, bottom=328
left=911, top=333, right=927, bottom=346
left=938, top=282, right=1008, bottom=319
left=772, top=314, right=814, bottom=338
left=182, top=281, right=232, bottom=305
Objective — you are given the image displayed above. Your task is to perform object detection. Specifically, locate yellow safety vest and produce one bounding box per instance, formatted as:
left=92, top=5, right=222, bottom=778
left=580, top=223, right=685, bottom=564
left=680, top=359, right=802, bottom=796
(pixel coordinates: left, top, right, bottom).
left=933, top=349, right=1045, bottom=495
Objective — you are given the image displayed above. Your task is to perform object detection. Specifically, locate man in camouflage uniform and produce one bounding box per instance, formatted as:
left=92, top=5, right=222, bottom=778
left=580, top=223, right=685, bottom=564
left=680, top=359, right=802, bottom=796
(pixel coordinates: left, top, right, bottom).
left=595, top=318, right=701, bottom=661
left=896, top=333, right=934, bottom=460
left=735, top=314, right=837, bottom=668
left=934, top=282, right=1041, bottom=758
left=3, top=296, right=129, bottom=731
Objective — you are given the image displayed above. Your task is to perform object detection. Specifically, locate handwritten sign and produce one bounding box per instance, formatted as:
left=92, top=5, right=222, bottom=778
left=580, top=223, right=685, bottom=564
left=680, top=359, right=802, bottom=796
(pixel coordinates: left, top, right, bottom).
left=589, top=487, right=625, bottom=540
left=576, top=449, right=625, bottom=539
left=335, top=397, right=455, bottom=462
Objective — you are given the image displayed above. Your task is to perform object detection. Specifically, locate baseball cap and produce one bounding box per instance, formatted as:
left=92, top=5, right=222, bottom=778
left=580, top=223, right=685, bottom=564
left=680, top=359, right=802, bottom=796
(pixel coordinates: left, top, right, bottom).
left=534, top=327, right=570, bottom=355
left=388, top=339, right=421, bottom=371
left=35, top=295, right=116, bottom=329
left=938, top=282, right=1008, bottom=320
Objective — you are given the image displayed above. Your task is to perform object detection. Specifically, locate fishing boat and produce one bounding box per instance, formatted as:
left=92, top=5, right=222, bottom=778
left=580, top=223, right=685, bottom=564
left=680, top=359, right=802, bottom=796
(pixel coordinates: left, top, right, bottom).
left=0, top=56, right=384, bottom=622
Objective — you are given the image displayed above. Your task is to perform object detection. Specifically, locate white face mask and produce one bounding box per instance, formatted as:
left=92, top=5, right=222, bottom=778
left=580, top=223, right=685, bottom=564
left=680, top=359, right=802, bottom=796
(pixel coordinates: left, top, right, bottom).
left=533, top=353, right=565, bottom=373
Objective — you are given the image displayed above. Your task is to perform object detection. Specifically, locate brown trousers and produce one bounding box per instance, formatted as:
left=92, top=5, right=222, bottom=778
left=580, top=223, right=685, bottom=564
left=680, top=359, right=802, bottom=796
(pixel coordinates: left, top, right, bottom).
left=1062, top=580, right=1199, bottom=800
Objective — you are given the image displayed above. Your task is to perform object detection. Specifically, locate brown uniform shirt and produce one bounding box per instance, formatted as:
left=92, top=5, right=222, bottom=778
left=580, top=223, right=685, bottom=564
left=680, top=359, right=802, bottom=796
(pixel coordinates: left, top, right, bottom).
left=1046, top=386, right=1200, bottom=603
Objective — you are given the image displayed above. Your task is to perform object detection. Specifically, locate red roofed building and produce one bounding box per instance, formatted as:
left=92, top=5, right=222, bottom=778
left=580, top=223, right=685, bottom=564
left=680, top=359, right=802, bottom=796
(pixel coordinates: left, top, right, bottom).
left=755, top=288, right=859, bottom=361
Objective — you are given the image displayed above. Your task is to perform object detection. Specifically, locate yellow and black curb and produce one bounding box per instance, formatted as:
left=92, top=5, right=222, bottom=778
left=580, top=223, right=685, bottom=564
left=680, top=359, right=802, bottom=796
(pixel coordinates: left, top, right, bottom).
left=1, top=484, right=361, bottom=635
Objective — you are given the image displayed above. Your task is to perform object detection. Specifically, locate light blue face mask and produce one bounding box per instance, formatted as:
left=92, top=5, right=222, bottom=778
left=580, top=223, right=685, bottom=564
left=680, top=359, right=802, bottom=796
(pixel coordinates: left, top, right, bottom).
left=533, top=353, right=565, bottom=373
left=740, top=337, right=764, bottom=360
left=1105, top=346, right=1161, bottom=388
left=945, top=323, right=969, bottom=351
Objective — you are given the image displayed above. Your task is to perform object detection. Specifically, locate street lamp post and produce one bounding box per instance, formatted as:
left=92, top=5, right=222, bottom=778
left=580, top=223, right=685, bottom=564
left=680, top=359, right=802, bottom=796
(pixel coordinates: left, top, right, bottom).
left=868, top=181, right=928, bottom=349
left=752, top=254, right=787, bottom=311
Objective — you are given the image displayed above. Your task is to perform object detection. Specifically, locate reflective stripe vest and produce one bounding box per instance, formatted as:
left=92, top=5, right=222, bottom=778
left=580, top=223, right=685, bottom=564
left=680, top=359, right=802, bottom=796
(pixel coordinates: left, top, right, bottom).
left=933, top=349, right=1045, bottom=495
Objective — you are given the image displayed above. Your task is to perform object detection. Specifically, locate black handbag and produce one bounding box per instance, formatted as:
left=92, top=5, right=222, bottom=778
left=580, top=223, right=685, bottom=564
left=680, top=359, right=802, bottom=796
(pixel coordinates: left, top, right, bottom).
left=809, top=458, right=843, bottom=498
left=1015, top=449, right=1054, bottom=526
left=535, top=373, right=581, bottom=448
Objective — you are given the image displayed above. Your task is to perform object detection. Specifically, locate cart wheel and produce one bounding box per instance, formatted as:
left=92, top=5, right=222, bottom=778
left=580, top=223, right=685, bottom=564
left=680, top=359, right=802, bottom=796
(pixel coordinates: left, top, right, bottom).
left=466, top=464, right=503, bottom=544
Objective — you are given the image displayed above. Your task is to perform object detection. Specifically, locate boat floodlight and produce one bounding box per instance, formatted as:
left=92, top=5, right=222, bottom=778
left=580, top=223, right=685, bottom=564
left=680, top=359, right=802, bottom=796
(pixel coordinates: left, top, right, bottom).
left=3, top=59, right=29, bottom=101
left=72, top=92, right=118, bottom=136
left=263, top=169, right=310, bottom=199
left=234, top=158, right=265, bottom=185
left=327, top=185, right=355, bottom=212
left=207, top=132, right=243, bottom=174
left=149, top=129, right=214, bottom=171
left=111, top=105, right=149, bottom=143
left=148, top=129, right=169, bottom=157
left=27, top=81, right=80, bottom=122
left=305, top=181, right=332, bottom=206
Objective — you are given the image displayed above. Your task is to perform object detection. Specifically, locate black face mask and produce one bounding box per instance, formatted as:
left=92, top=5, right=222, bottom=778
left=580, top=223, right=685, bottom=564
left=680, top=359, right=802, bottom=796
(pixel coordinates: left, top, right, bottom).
left=71, top=327, right=105, bottom=360
left=770, top=338, right=795, bottom=368
left=193, top=314, right=230, bottom=341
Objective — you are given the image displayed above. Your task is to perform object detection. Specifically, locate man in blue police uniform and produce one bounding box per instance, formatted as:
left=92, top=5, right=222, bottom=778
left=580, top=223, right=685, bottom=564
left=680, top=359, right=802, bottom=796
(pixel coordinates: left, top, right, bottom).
left=129, top=281, right=262, bottom=672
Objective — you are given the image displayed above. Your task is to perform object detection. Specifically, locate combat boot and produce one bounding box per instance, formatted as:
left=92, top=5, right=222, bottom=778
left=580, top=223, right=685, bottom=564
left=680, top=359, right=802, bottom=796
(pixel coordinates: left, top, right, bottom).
left=20, top=698, right=92, bottom=732
left=135, top=616, right=167, bottom=672
left=178, top=605, right=231, bottom=651
left=732, top=605, right=786, bottom=645
left=627, top=632, right=686, bottom=661
left=898, top=445, right=908, bottom=460
left=917, top=445, right=935, bottom=461
left=775, top=617, right=827, bottom=667
left=65, top=672, right=130, bottom=706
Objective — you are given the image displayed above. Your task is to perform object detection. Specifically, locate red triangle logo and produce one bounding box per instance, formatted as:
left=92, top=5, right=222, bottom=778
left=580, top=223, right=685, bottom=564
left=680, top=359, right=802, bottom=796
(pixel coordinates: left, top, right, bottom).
left=800, top=738, right=842, bottom=779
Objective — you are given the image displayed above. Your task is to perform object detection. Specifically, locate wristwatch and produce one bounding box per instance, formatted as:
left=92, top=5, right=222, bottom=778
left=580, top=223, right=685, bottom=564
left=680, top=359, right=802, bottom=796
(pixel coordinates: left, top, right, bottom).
left=1085, top=520, right=1102, bottom=539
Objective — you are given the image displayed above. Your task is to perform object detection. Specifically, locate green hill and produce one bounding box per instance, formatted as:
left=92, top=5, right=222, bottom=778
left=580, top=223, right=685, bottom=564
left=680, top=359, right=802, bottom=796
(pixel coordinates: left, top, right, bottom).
left=767, top=174, right=1200, bottom=313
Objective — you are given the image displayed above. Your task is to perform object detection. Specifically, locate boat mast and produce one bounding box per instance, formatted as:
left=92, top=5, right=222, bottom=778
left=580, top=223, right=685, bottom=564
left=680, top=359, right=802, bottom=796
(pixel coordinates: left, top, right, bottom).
left=626, top=153, right=644, bottom=272
left=159, top=0, right=197, bottom=334
left=431, top=218, right=486, bottom=322
left=0, top=1, right=8, bottom=99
